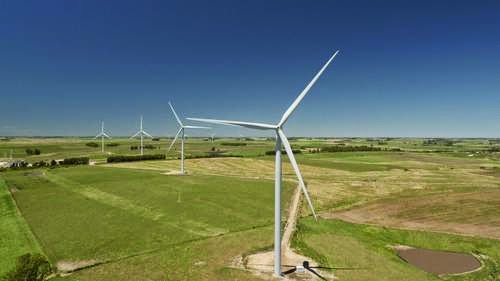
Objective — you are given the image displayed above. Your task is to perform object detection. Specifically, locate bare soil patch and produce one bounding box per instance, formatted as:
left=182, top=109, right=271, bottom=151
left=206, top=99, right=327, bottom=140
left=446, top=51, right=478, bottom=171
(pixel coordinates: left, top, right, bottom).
left=397, top=248, right=481, bottom=275
left=56, top=260, right=99, bottom=273
left=242, top=185, right=334, bottom=280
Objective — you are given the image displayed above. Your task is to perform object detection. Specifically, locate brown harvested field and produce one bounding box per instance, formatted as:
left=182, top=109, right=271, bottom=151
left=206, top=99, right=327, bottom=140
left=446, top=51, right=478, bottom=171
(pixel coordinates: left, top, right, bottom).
left=328, top=189, right=500, bottom=239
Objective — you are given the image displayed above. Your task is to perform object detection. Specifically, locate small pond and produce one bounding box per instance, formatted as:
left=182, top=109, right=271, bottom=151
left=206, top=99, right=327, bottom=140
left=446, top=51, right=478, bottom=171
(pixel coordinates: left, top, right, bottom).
left=397, top=248, right=481, bottom=275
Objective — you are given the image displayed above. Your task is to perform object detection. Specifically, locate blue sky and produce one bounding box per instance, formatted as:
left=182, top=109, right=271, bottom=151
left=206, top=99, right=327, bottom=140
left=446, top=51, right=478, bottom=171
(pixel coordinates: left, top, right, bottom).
left=1, top=0, right=499, bottom=137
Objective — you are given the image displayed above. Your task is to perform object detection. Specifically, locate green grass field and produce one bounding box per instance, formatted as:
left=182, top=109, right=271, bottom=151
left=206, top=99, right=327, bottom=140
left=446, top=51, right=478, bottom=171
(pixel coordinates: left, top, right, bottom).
left=294, top=219, right=500, bottom=281
left=2, top=166, right=293, bottom=267
left=0, top=137, right=498, bottom=280
left=0, top=178, right=42, bottom=276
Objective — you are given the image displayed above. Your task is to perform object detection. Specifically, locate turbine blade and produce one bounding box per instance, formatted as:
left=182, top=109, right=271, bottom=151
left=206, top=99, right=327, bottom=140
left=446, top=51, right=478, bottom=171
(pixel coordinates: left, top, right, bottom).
left=130, top=131, right=140, bottom=139
left=278, top=50, right=339, bottom=127
left=167, top=128, right=182, bottom=155
left=278, top=128, right=317, bottom=219
left=142, top=131, right=153, bottom=138
left=103, top=133, right=111, bottom=139
left=168, top=102, right=184, bottom=127
left=184, top=125, right=212, bottom=130
left=187, top=117, right=276, bottom=130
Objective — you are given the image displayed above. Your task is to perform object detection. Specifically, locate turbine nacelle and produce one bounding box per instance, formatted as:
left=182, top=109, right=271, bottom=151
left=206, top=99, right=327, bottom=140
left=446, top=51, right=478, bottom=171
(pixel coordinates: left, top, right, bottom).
left=95, top=121, right=111, bottom=153
left=130, top=116, right=153, bottom=139
left=130, top=116, right=153, bottom=156
left=95, top=121, right=111, bottom=139
left=167, top=102, right=212, bottom=174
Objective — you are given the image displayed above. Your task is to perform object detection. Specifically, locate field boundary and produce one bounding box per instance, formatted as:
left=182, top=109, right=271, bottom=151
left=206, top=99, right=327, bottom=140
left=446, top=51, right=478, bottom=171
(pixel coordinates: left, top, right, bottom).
left=0, top=177, right=46, bottom=273
left=56, top=222, right=275, bottom=274
left=323, top=215, right=500, bottom=241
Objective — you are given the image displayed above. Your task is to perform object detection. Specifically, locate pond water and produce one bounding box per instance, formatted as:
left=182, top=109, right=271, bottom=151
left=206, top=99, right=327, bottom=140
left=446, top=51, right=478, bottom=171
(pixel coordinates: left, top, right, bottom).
left=397, top=248, right=481, bottom=275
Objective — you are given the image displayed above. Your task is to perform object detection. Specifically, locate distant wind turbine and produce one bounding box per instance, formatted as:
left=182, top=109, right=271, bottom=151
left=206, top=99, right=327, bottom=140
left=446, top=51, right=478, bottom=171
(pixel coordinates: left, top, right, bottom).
left=188, top=50, right=339, bottom=276
left=130, top=116, right=153, bottom=156
left=94, top=121, right=111, bottom=153
left=167, top=102, right=211, bottom=174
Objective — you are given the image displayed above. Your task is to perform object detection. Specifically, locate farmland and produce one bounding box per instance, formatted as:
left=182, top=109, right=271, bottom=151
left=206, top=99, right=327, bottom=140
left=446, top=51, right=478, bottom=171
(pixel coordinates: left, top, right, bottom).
left=0, top=137, right=499, bottom=280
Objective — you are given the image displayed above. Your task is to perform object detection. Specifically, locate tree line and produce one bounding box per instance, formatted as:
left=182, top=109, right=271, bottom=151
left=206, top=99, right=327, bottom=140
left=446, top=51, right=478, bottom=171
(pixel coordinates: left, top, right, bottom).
left=107, top=154, right=166, bottom=163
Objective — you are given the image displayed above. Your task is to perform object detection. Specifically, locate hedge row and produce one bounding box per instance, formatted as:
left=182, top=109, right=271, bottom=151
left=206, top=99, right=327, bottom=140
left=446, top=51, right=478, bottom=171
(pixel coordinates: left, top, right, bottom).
left=321, top=145, right=383, bottom=153
left=61, top=157, right=90, bottom=165
left=107, top=154, right=166, bottom=163
left=0, top=157, right=89, bottom=172
left=86, top=142, right=99, bottom=147
left=183, top=153, right=243, bottom=160
left=130, top=145, right=159, bottom=150
left=26, top=148, right=41, bottom=155
left=265, top=149, right=302, bottom=155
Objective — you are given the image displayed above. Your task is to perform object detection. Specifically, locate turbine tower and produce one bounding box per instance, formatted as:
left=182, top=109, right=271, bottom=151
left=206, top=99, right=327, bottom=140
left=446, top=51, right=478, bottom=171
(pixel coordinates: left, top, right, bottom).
left=167, top=102, right=210, bottom=174
left=131, top=115, right=153, bottom=156
left=188, top=50, right=339, bottom=276
left=94, top=121, right=111, bottom=153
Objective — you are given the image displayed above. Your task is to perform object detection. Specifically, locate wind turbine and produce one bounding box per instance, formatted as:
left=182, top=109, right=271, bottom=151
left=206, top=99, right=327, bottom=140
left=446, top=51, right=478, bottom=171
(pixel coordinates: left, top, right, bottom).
left=130, top=115, right=153, bottom=156
left=94, top=121, right=111, bottom=153
left=188, top=50, right=339, bottom=276
left=167, top=102, right=211, bottom=174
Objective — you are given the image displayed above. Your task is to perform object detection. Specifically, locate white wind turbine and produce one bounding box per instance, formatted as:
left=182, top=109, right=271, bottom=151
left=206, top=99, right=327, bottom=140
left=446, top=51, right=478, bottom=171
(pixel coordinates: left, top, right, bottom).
left=130, top=115, right=153, bottom=156
left=167, top=102, right=211, bottom=174
left=94, top=121, right=111, bottom=153
left=188, top=50, right=339, bottom=276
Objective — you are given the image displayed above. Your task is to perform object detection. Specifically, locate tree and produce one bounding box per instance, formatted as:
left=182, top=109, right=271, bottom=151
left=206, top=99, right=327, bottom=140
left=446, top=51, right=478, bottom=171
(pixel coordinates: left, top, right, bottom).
left=2, top=253, right=52, bottom=281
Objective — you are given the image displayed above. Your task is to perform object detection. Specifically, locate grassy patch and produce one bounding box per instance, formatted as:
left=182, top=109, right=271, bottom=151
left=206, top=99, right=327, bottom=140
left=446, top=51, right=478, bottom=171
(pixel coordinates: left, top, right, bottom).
left=0, top=177, right=42, bottom=276
left=293, top=219, right=500, bottom=281
left=2, top=166, right=293, bottom=267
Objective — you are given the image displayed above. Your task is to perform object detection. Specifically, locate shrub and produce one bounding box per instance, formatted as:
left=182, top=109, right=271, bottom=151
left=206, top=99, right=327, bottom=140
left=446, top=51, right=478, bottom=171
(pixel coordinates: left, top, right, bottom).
left=2, top=253, right=52, bottom=281
left=423, top=138, right=455, bottom=146
left=33, top=161, right=48, bottom=168
left=221, top=142, right=247, bottom=146
left=152, top=138, right=161, bottom=141
left=107, top=154, right=166, bottom=163
left=106, top=143, right=120, bottom=147
left=61, top=157, right=89, bottom=165
left=10, top=161, right=28, bottom=169
left=85, top=142, right=99, bottom=148
left=25, top=148, right=40, bottom=155
left=50, top=160, right=57, bottom=166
